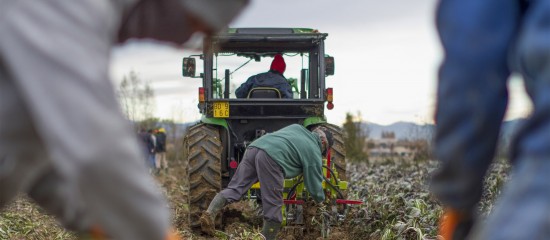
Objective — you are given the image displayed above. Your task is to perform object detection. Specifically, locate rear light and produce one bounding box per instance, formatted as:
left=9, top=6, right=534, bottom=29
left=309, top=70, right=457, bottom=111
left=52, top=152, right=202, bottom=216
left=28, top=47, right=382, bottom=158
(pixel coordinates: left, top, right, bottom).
left=326, top=88, right=333, bottom=101
left=229, top=159, right=238, bottom=169
left=198, top=87, right=205, bottom=102
left=326, top=88, right=334, bottom=110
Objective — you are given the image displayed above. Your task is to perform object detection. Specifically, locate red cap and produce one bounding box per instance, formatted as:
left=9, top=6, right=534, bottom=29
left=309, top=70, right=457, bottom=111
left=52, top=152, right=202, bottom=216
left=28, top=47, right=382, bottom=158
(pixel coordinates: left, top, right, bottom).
left=270, top=54, right=286, bottom=74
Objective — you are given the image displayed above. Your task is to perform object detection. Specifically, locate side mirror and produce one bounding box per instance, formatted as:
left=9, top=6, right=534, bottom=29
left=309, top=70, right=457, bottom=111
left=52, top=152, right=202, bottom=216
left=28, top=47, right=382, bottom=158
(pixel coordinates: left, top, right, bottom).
left=325, top=56, right=335, bottom=76
left=182, top=57, right=196, bottom=77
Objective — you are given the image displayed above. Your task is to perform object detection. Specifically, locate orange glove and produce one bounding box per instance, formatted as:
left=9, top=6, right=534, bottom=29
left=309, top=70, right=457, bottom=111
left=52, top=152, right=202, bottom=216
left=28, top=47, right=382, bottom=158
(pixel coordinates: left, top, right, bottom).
left=439, top=208, right=474, bottom=240
left=166, top=228, right=182, bottom=240
left=89, top=225, right=106, bottom=240
left=89, top=226, right=181, bottom=240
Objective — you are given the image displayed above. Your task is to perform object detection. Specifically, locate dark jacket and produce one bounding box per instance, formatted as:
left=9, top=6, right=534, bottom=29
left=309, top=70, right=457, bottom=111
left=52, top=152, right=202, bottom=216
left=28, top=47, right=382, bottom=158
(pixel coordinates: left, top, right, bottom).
left=235, top=70, right=293, bottom=98
left=155, top=132, right=166, bottom=152
left=139, top=132, right=155, bottom=153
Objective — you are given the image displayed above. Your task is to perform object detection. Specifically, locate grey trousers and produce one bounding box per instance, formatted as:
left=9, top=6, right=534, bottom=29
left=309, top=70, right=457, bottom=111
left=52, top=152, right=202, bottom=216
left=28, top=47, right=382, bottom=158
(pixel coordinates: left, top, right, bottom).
left=221, top=147, right=284, bottom=223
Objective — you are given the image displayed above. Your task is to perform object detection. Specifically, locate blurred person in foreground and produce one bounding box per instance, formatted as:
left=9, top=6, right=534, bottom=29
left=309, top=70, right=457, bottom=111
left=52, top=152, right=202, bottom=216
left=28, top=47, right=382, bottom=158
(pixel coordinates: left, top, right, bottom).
left=0, top=0, right=248, bottom=240
left=429, top=0, right=550, bottom=239
left=200, top=124, right=332, bottom=240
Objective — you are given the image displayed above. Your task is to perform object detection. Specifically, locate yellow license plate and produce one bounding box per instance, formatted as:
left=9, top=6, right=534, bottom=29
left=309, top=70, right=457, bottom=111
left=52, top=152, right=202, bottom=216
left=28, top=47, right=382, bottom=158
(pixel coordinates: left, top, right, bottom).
left=213, top=102, right=229, bottom=118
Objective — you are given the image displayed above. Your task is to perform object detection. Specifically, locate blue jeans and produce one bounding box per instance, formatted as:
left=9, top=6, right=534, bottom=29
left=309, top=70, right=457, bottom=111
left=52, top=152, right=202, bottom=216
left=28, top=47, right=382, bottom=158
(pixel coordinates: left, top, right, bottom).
left=432, top=0, right=550, bottom=238
left=432, top=0, right=521, bottom=210
left=147, top=153, right=156, bottom=169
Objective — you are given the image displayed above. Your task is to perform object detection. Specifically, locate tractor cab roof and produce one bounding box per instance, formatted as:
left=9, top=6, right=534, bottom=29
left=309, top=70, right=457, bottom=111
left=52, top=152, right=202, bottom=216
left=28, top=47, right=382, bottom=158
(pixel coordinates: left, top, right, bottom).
left=209, top=28, right=328, bottom=54
left=223, top=27, right=327, bottom=37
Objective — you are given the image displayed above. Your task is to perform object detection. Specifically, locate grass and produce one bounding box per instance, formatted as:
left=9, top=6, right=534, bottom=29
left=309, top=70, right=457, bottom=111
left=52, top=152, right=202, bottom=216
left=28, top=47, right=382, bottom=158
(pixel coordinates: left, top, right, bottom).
left=0, top=158, right=511, bottom=240
left=0, top=196, right=75, bottom=240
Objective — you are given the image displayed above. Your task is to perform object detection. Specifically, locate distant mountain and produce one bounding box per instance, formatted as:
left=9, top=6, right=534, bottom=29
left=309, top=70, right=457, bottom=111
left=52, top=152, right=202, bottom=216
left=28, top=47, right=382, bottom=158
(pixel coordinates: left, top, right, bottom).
left=361, top=119, right=526, bottom=141
left=361, top=121, right=434, bottom=140
left=168, top=119, right=526, bottom=142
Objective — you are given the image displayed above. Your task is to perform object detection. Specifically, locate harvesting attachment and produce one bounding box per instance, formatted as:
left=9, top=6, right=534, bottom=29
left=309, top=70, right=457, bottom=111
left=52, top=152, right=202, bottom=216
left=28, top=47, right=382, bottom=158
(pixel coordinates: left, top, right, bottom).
left=249, top=150, right=363, bottom=238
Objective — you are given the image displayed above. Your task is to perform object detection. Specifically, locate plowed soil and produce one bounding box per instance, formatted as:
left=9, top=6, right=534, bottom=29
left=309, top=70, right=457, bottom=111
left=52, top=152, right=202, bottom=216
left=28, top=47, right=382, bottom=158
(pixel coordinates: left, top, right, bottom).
left=164, top=159, right=358, bottom=240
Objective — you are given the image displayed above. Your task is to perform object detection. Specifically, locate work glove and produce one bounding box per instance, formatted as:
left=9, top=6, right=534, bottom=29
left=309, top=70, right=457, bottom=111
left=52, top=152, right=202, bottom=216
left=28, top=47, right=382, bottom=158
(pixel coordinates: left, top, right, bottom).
left=87, top=226, right=182, bottom=240
left=166, top=229, right=182, bottom=240
left=439, top=208, right=474, bottom=240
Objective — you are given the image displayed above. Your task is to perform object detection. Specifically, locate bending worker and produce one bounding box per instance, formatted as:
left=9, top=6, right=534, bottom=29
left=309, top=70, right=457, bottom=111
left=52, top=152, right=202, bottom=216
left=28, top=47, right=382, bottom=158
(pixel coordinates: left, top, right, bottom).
left=0, top=0, right=248, bottom=240
left=235, top=54, right=293, bottom=98
left=430, top=0, right=550, bottom=239
left=200, top=124, right=333, bottom=239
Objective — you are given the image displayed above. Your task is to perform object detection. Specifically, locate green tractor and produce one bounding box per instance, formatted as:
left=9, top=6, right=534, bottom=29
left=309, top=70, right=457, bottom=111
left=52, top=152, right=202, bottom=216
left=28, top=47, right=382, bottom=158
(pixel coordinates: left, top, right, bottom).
left=182, top=28, right=356, bottom=235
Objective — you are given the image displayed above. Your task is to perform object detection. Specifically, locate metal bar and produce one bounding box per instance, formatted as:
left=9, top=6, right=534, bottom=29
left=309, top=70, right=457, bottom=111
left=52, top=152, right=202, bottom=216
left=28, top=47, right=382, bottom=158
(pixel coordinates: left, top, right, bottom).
left=224, top=69, right=230, bottom=99
left=300, top=69, right=307, bottom=99
left=335, top=199, right=363, bottom=205
left=284, top=200, right=304, bottom=205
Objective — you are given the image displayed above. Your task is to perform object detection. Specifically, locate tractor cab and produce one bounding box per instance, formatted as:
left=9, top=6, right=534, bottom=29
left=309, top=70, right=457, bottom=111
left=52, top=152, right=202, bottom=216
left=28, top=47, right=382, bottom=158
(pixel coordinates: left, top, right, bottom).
left=182, top=28, right=335, bottom=117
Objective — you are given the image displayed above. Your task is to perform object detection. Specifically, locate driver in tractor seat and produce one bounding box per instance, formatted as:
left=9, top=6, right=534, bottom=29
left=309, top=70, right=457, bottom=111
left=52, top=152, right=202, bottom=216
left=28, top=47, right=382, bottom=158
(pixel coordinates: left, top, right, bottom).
left=200, top=124, right=333, bottom=240
left=235, top=54, right=293, bottom=99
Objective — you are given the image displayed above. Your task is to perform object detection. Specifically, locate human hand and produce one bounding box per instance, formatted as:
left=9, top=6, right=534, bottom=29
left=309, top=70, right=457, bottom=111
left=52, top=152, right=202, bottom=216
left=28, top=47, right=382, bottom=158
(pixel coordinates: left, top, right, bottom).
left=439, top=208, right=474, bottom=240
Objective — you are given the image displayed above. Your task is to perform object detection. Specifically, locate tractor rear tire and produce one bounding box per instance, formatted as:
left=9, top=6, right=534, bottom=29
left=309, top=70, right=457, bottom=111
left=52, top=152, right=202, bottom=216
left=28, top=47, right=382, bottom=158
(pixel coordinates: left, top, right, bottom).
left=321, top=123, right=347, bottom=181
left=185, top=124, right=222, bottom=229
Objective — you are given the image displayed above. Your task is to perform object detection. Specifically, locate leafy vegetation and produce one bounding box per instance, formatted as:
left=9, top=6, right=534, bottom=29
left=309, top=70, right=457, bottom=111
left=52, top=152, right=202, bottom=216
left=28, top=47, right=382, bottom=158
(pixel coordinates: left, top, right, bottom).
left=0, top=157, right=511, bottom=240
left=346, top=160, right=441, bottom=239
left=0, top=197, right=75, bottom=240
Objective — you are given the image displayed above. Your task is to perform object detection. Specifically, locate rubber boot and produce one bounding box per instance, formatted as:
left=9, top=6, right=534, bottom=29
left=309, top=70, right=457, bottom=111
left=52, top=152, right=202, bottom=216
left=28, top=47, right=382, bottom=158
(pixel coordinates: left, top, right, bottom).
left=200, top=193, right=227, bottom=235
left=261, top=220, right=281, bottom=240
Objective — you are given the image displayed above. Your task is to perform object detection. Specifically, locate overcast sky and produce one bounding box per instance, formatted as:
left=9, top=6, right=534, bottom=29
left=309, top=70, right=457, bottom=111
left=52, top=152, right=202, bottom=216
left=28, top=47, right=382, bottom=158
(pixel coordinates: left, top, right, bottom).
left=111, top=0, right=531, bottom=125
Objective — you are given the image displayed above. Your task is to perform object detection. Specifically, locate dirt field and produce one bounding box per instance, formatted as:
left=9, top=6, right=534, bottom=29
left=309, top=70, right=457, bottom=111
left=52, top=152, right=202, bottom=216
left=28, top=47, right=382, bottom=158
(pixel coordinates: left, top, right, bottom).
left=0, top=158, right=510, bottom=240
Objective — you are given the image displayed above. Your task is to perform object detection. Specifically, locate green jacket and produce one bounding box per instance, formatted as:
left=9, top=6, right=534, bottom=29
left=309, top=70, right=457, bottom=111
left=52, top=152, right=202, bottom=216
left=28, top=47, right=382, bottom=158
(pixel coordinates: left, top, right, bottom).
left=250, top=124, right=325, bottom=203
